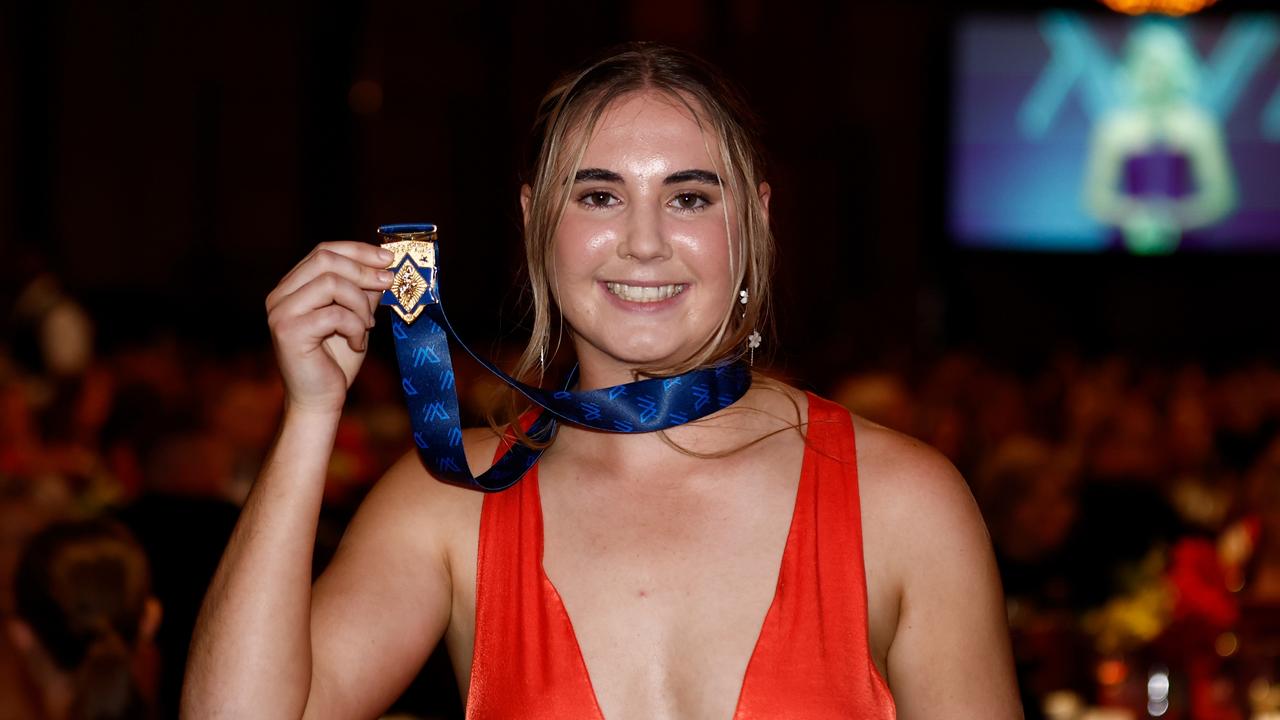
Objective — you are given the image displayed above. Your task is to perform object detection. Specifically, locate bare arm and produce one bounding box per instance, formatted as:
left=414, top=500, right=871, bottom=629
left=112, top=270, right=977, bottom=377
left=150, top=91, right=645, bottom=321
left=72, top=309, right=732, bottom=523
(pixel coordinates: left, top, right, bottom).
left=185, top=419, right=484, bottom=719
left=303, top=446, right=485, bottom=718
left=182, top=408, right=338, bottom=718
left=182, top=241, right=412, bottom=718
left=861, top=428, right=1023, bottom=719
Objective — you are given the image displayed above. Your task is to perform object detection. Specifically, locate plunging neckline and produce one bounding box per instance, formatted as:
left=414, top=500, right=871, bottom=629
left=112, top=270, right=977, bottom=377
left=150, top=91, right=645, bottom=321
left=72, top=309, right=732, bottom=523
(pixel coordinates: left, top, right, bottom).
left=530, top=393, right=815, bottom=719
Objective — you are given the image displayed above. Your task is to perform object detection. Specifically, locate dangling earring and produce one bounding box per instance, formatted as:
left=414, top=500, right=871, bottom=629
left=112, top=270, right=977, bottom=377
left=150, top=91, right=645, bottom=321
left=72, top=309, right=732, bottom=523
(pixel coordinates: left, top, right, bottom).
left=740, top=289, right=761, bottom=366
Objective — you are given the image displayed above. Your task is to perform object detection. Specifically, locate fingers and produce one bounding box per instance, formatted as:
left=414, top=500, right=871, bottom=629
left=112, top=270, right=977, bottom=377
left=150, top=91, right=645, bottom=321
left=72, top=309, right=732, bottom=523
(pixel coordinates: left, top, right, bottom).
left=306, top=240, right=394, bottom=269
left=270, top=297, right=371, bottom=354
left=322, top=306, right=371, bottom=353
left=268, top=242, right=394, bottom=311
left=307, top=306, right=372, bottom=353
left=271, top=272, right=380, bottom=331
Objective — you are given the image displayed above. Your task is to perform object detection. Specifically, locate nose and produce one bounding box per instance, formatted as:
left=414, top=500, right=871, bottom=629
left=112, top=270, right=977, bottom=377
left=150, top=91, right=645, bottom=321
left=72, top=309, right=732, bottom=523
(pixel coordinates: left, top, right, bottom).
left=617, top=206, right=672, bottom=262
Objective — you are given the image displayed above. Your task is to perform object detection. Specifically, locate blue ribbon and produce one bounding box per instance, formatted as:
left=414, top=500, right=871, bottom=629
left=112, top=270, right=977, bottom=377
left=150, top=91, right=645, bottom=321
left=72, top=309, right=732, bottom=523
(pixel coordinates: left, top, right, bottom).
left=378, top=223, right=752, bottom=492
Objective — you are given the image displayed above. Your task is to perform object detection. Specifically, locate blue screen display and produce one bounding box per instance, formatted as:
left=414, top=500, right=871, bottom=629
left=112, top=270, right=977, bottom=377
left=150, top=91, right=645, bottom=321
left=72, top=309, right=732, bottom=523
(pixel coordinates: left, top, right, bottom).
left=950, top=12, right=1280, bottom=253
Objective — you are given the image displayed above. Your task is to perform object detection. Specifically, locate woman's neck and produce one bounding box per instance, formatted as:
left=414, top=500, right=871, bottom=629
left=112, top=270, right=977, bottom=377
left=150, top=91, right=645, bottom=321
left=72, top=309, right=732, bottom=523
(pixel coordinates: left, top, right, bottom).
left=567, top=334, right=730, bottom=392
left=545, top=382, right=805, bottom=479
left=571, top=354, right=660, bottom=393
left=554, top=340, right=803, bottom=473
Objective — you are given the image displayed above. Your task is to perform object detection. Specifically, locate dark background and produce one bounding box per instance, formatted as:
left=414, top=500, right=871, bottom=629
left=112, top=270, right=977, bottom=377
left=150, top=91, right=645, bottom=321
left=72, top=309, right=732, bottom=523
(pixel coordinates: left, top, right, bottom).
left=7, top=0, right=1278, bottom=392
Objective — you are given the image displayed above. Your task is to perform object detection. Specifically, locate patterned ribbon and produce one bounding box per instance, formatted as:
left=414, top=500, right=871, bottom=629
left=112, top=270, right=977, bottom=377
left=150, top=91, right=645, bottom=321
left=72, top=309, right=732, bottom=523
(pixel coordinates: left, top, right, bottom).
left=378, top=224, right=752, bottom=492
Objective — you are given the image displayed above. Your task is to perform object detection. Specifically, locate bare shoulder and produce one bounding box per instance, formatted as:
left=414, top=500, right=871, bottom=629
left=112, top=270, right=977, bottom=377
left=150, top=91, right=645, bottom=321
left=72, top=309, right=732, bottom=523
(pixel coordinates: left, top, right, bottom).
left=846, top=412, right=998, bottom=617
left=348, top=426, right=502, bottom=544
left=319, top=426, right=505, bottom=594
left=848, top=413, right=1021, bottom=718
left=373, top=426, right=504, bottom=496
left=749, top=383, right=980, bottom=530
left=849, top=413, right=988, bottom=550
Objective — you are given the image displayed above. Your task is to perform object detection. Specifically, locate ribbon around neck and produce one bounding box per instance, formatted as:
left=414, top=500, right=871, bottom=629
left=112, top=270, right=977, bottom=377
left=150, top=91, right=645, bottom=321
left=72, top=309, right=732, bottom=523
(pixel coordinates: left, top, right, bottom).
left=377, top=223, right=753, bottom=492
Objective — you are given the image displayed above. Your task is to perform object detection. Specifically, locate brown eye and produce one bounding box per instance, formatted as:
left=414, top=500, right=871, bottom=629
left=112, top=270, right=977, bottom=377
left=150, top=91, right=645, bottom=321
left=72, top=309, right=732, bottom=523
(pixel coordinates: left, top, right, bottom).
left=671, top=192, right=709, bottom=211
left=579, top=191, right=621, bottom=210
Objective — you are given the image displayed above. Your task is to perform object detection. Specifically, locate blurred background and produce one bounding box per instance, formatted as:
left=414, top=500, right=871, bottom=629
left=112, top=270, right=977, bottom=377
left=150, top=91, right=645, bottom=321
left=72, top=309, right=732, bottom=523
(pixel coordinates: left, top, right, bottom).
left=3, top=0, right=1280, bottom=718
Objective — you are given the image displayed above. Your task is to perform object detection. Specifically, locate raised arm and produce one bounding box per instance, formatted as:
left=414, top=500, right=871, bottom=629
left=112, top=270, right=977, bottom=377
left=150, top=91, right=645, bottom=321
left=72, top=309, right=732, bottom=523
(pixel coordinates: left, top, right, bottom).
left=181, top=241, right=432, bottom=718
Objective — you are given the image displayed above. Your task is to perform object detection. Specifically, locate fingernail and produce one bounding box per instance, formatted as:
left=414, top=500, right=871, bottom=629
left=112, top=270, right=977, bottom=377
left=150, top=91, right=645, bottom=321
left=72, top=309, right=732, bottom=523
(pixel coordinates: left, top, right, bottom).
left=378, top=249, right=393, bottom=263
left=378, top=270, right=394, bottom=283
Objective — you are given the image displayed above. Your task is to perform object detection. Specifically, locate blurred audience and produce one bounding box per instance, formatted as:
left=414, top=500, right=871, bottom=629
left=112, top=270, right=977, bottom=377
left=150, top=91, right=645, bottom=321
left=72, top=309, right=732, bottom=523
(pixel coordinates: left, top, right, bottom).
left=5, top=519, right=159, bottom=720
left=833, top=352, right=1280, bottom=718
left=5, top=287, right=1280, bottom=719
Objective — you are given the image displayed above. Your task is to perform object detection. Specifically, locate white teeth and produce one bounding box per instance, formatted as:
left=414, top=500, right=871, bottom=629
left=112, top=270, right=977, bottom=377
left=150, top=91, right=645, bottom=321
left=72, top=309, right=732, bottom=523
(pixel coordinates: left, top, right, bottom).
left=605, top=282, right=685, bottom=303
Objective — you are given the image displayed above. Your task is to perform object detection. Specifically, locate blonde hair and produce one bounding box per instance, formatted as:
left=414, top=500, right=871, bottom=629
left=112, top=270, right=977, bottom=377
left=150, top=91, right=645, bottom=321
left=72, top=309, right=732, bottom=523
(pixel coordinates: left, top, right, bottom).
left=492, top=42, right=777, bottom=447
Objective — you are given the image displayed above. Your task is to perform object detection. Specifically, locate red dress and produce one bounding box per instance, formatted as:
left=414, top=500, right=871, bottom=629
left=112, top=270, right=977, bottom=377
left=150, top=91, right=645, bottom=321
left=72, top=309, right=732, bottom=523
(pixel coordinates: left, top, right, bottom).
left=465, top=393, right=896, bottom=718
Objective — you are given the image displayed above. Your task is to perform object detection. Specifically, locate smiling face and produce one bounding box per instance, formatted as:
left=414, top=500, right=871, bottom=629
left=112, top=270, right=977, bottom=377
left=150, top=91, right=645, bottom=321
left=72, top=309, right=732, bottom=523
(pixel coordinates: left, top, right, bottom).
left=540, top=91, right=757, bottom=385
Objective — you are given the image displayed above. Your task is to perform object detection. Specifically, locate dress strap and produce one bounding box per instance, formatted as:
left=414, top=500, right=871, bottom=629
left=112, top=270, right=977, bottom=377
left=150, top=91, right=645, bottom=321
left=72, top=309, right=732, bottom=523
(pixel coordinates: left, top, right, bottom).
left=466, top=428, right=602, bottom=719
left=733, top=394, right=896, bottom=718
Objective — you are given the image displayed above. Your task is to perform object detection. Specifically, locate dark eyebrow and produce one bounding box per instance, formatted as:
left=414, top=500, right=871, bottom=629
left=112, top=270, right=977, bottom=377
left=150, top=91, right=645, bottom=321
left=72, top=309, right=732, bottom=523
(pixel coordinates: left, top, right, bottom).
left=664, top=169, right=721, bottom=186
left=573, top=168, right=722, bottom=186
left=574, top=168, right=623, bottom=183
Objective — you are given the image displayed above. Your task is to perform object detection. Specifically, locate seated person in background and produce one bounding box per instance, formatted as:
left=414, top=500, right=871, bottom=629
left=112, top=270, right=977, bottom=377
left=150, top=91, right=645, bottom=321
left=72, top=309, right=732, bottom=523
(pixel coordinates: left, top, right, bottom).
left=6, top=518, right=161, bottom=720
left=975, top=436, right=1080, bottom=608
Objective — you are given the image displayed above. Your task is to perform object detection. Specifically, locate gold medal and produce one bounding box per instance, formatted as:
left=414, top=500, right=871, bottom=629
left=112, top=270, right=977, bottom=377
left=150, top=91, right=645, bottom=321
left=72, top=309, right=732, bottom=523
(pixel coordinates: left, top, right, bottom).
left=378, top=225, right=438, bottom=324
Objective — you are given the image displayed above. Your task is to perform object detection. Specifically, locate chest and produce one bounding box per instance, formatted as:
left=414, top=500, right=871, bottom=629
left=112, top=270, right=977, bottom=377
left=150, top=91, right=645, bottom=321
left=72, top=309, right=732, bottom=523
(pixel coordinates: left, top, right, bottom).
left=536, top=451, right=801, bottom=719
left=452, top=409, right=898, bottom=719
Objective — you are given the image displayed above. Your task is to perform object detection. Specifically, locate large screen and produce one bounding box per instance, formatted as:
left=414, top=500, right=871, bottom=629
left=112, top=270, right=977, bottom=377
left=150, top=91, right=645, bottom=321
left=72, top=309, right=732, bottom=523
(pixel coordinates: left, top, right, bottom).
left=949, top=12, right=1280, bottom=253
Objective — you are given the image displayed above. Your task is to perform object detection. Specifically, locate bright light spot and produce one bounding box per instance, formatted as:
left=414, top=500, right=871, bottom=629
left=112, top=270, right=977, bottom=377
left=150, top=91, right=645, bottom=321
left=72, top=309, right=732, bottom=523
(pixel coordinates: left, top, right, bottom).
left=1148, top=697, right=1169, bottom=716
left=1215, top=632, right=1239, bottom=657
left=1097, top=658, right=1129, bottom=687
left=1148, top=671, right=1170, bottom=701
left=1100, top=0, right=1218, bottom=15
left=1042, top=690, right=1083, bottom=720
left=1249, top=677, right=1272, bottom=704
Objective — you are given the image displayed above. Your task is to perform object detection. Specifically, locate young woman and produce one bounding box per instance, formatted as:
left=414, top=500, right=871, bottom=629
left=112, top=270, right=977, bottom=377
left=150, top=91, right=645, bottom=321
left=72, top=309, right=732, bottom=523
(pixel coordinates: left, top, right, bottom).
left=184, top=43, right=1022, bottom=719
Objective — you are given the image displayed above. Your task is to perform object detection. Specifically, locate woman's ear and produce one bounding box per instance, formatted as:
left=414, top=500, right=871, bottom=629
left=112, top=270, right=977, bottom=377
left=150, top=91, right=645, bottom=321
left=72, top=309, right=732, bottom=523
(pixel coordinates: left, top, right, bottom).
left=758, top=181, right=772, bottom=220
left=521, top=184, right=533, bottom=230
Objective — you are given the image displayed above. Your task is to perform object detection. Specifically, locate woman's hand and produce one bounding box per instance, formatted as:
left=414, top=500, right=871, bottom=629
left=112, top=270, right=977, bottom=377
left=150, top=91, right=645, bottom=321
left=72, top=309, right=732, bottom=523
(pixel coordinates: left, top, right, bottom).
left=266, top=241, right=394, bottom=416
